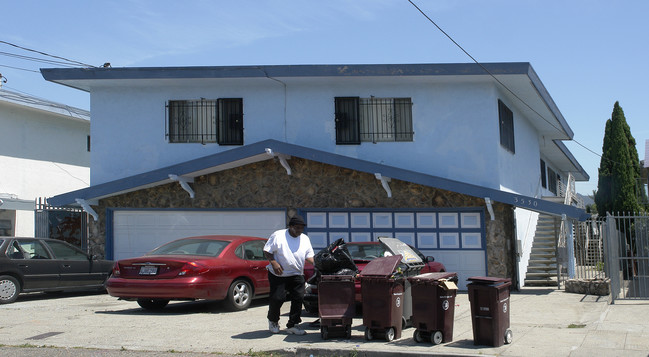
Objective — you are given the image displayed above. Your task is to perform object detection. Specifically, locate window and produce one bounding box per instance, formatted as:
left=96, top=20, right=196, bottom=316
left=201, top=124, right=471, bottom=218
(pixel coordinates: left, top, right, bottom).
left=237, top=241, right=266, bottom=260
left=540, top=159, right=547, bottom=189
left=46, top=240, right=88, bottom=260
left=498, top=100, right=515, bottom=153
left=335, top=97, right=413, bottom=144
left=166, top=98, right=243, bottom=145
left=17, top=240, right=51, bottom=259
left=548, top=167, right=557, bottom=195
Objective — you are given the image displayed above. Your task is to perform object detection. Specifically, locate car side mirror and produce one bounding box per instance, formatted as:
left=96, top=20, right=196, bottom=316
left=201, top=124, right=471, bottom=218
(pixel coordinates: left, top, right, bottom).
left=89, top=254, right=98, bottom=261
left=426, top=256, right=435, bottom=262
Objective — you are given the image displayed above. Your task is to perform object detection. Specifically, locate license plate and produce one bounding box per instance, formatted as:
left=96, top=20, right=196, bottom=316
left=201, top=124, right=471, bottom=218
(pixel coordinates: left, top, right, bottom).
left=139, top=266, right=158, bottom=275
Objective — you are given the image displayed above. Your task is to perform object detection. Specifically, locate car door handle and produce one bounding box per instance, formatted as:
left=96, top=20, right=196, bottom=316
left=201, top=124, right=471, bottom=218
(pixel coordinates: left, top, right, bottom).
left=62, top=264, right=72, bottom=268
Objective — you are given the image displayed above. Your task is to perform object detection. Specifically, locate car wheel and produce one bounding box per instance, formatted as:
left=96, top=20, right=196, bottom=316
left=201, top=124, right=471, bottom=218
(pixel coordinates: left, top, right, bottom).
left=137, top=298, right=169, bottom=310
left=0, top=275, right=20, bottom=304
left=226, top=279, right=252, bottom=311
left=303, top=301, right=318, bottom=314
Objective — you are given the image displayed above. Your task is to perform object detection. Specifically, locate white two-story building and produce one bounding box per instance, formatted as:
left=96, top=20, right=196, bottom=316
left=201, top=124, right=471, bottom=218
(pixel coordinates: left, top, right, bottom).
left=42, top=63, right=589, bottom=289
left=0, top=89, right=90, bottom=238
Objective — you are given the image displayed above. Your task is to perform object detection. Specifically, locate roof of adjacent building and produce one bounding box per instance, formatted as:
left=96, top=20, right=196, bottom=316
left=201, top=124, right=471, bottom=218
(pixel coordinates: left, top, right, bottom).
left=0, top=88, right=89, bottom=122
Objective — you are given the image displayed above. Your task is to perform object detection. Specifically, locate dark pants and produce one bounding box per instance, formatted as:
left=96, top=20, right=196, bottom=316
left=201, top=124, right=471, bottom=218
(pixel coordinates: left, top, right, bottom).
left=267, top=272, right=305, bottom=328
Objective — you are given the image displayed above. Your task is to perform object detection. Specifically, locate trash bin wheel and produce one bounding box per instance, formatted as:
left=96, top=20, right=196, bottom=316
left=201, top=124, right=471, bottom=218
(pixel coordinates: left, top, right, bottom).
left=320, top=326, right=328, bottom=340
left=345, top=325, right=352, bottom=339
left=431, top=330, right=443, bottom=345
left=364, top=327, right=373, bottom=341
left=413, top=329, right=424, bottom=343
left=385, top=327, right=395, bottom=342
left=505, top=329, right=513, bottom=344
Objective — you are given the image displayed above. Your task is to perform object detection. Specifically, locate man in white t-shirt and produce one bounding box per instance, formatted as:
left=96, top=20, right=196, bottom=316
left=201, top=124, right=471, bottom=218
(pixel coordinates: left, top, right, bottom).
left=263, top=215, right=314, bottom=335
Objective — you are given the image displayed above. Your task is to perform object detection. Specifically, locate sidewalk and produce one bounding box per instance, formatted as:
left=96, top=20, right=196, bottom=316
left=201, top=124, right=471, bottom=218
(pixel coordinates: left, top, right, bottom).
left=0, top=287, right=648, bottom=356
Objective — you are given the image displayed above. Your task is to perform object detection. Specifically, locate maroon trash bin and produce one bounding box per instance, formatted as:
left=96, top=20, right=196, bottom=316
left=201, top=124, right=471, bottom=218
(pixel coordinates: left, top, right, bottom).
left=467, top=276, right=513, bottom=347
left=318, top=274, right=356, bottom=339
left=360, top=254, right=405, bottom=342
left=408, top=272, right=458, bottom=345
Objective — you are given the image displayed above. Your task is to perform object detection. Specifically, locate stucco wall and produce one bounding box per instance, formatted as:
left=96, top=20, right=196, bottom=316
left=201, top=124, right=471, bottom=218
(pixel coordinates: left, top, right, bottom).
left=89, top=157, right=517, bottom=283
left=88, top=78, right=537, bottom=198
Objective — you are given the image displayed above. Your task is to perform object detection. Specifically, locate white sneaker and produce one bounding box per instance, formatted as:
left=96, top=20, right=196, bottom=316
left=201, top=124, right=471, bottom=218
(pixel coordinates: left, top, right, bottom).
left=268, top=320, right=280, bottom=334
left=286, top=326, right=306, bottom=335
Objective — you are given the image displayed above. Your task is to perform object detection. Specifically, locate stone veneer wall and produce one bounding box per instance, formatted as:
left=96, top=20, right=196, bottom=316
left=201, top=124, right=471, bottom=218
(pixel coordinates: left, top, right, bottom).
left=89, top=157, right=517, bottom=284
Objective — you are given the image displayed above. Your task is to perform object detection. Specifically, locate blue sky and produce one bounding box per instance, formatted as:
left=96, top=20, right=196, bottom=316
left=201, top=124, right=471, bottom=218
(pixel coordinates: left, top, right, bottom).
left=1, top=0, right=647, bottom=196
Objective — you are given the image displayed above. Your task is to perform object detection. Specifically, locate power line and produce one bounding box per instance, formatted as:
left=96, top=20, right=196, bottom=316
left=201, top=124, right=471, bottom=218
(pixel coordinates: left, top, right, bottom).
left=0, top=51, right=81, bottom=67
left=0, top=40, right=95, bottom=68
left=0, top=63, right=40, bottom=73
left=406, top=0, right=623, bottom=170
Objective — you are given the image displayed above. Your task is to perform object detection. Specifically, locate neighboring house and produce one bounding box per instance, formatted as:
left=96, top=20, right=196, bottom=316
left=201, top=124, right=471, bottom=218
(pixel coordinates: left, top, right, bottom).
left=0, top=89, right=90, bottom=238
left=41, top=63, right=589, bottom=289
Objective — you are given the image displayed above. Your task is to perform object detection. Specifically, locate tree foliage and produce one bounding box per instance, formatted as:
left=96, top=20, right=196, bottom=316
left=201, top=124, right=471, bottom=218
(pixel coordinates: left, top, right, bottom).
left=595, top=102, right=642, bottom=215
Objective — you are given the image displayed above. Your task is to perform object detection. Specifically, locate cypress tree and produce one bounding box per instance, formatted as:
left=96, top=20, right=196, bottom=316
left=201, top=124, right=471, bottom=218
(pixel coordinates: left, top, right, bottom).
left=595, top=102, right=641, bottom=215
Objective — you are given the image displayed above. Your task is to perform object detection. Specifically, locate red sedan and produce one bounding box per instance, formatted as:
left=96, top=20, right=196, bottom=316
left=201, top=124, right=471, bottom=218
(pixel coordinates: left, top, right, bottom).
left=303, top=241, right=445, bottom=313
left=106, top=235, right=269, bottom=311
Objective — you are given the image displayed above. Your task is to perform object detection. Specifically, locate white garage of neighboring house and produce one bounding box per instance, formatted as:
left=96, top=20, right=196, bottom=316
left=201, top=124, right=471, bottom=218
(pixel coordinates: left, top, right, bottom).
left=50, top=140, right=588, bottom=290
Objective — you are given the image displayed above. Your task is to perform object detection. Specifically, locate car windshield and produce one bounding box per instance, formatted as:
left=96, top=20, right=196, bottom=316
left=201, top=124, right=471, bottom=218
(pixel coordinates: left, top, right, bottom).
left=147, top=239, right=230, bottom=257
left=346, top=243, right=386, bottom=260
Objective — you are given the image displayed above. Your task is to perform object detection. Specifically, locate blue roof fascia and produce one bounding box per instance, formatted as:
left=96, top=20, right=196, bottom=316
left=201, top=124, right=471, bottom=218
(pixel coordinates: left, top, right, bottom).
left=554, top=140, right=590, bottom=181
left=48, top=140, right=276, bottom=207
left=49, top=139, right=589, bottom=221
left=525, top=65, right=574, bottom=139
left=41, top=62, right=533, bottom=82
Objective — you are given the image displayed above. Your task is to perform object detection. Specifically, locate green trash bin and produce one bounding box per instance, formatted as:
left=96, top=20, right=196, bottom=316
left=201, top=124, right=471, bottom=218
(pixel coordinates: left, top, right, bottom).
left=467, top=276, right=513, bottom=347
left=360, top=254, right=405, bottom=342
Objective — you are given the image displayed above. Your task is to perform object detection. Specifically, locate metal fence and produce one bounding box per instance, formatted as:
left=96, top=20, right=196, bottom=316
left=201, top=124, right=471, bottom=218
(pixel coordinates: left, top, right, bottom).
left=35, top=197, right=88, bottom=251
left=572, top=218, right=607, bottom=280
left=604, top=212, right=649, bottom=302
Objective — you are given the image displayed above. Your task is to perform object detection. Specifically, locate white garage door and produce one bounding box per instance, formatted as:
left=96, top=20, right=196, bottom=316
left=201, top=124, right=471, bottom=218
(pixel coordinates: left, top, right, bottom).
left=111, top=210, right=286, bottom=260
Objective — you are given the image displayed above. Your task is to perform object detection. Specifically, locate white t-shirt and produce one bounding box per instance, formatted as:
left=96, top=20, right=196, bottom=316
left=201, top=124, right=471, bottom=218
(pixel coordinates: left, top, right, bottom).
left=264, top=229, right=314, bottom=277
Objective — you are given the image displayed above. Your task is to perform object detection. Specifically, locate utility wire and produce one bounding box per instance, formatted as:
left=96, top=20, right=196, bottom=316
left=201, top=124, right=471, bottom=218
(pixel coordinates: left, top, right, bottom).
left=0, top=51, right=81, bottom=67
left=0, top=40, right=95, bottom=68
left=0, top=63, right=40, bottom=73
left=406, top=0, right=625, bottom=169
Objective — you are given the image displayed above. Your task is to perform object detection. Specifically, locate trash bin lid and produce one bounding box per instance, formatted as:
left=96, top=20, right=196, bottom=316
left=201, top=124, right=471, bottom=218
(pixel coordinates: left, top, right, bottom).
left=409, top=272, right=457, bottom=282
left=359, top=254, right=403, bottom=277
left=378, top=237, right=425, bottom=269
left=467, top=276, right=512, bottom=286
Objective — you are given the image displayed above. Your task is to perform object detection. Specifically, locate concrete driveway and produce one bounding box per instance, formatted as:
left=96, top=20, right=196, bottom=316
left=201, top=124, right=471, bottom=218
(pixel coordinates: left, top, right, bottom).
left=1, top=287, right=648, bottom=356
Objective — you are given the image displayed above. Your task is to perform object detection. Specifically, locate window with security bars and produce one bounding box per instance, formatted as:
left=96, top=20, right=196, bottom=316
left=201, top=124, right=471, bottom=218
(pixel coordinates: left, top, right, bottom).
left=335, top=97, right=413, bottom=144
left=166, top=98, right=243, bottom=145
left=498, top=99, right=515, bottom=153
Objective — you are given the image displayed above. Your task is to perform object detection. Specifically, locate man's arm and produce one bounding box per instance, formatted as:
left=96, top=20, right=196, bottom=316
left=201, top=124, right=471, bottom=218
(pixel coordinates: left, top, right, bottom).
left=264, top=251, right=283, bottom=275
left=305, top=256, right=315, bottom=265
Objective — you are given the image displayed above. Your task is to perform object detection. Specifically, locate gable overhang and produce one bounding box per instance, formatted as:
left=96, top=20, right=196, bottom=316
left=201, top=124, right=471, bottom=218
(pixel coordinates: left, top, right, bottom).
left=41, top=62, right=573, bottom=140
left=48, top=140, right=590, bottom=221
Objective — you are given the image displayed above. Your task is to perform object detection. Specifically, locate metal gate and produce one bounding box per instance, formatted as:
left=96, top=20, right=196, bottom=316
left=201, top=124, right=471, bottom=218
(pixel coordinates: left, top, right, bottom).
left=35, top=197, right=88, bottom=251
left=605, top=212, right=649, bottom=302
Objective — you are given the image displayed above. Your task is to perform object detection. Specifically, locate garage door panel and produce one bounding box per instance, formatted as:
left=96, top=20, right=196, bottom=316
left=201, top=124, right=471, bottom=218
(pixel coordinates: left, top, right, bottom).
left=303, top=209, right=486, bottom=291
left=111, top=210, right=285, bottom=260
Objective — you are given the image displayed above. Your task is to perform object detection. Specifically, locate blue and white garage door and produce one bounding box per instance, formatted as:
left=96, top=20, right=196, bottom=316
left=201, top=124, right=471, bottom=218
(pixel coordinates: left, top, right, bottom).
left=301, top=209, right=486, bottom=290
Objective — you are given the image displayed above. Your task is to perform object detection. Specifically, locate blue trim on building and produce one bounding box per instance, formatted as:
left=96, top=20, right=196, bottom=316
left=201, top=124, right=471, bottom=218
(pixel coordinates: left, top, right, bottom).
left=49, top=139, right=589, bottom=221
left=40, top=62, right=572, bottom=137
